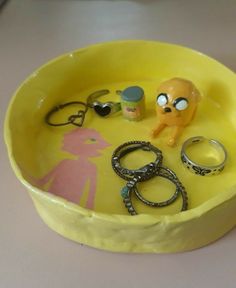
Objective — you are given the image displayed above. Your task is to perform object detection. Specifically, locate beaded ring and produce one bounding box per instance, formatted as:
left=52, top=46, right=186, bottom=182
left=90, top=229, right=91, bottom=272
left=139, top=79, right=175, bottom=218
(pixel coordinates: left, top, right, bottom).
left=112, top=141, right=188, bottom=215
left=120, top=166, right=188, bottom=215
left=111, top=141, right=163, bottom=182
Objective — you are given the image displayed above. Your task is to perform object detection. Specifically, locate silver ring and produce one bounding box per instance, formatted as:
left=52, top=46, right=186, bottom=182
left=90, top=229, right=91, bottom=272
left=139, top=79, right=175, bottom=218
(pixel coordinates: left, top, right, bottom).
left=87, top=89, right=121, bottom=117
left=181, top=136, right=227, bottom=176
left=112, top=141, right=188, bottom=214
left=111, top=141, right=163, bottom=182
left=121, top=166, right=188, bottom=215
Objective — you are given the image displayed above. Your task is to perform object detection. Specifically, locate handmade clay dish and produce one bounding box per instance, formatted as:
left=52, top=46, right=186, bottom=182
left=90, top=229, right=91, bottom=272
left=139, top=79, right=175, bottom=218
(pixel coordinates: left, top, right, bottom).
left=4, top=40, right=236, bottom=253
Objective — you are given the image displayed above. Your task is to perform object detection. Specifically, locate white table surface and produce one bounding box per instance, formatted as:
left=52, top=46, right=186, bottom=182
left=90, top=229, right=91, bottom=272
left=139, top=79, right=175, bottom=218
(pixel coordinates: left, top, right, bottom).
left=1, top=0, right=236, bottom=287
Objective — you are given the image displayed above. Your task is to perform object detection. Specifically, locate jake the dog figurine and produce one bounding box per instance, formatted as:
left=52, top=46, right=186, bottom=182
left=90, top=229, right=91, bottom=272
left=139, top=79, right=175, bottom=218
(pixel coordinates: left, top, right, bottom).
left=151, top=78, right=201, bottom=146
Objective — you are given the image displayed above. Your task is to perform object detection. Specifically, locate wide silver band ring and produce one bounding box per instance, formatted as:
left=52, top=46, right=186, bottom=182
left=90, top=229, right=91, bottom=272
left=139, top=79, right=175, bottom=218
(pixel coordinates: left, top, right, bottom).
left=181, top=136, right=227, bottom=176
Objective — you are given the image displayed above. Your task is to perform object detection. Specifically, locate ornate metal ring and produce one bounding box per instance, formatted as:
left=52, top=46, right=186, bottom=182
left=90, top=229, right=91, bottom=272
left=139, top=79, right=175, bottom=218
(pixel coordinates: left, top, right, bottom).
left=181, top=136, right=227, bottom=176
left=111, top=141, right=163, bottom=182
left=120, top=166, right=188, bottom=215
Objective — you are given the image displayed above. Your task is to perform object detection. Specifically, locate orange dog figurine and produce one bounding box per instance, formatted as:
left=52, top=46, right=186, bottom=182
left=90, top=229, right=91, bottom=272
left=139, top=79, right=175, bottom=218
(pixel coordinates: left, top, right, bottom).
left=151, top=78, right=201, bottom=146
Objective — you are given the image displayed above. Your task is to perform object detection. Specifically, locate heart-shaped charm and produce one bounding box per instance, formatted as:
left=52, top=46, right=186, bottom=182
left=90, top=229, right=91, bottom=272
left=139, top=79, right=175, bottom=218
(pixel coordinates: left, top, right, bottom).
left=68, top=110, right=86, bottom=126
left=93, top=102, right=112, bottom=117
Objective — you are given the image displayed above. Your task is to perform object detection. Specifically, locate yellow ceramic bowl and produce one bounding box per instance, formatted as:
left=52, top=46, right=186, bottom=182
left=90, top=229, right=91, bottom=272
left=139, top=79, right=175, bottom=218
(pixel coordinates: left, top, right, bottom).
left=4, top=40, right=236, bottom=253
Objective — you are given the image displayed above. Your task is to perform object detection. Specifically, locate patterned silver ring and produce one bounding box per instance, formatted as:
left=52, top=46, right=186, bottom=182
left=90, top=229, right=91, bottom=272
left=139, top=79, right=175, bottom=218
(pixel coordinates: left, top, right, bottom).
left=181, top=136, right=227, bottom=176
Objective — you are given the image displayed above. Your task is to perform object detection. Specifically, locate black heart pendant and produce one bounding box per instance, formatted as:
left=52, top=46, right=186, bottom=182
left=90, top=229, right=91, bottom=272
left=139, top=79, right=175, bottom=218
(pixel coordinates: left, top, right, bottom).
left=93, top=103, right=111, bottom=117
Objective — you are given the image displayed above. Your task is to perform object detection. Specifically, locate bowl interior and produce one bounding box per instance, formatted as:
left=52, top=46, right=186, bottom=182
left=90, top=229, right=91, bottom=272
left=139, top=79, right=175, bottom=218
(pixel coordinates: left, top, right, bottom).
left=6, top=40, right=236, bottom=216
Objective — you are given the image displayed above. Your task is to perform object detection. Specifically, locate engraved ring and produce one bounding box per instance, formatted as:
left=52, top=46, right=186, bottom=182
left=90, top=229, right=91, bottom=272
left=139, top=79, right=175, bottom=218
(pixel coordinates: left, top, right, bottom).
left=121, top=166, right=188, bottom=215
left=111, top=141, right=163, bottom=182
left=181, top=136, right=227, bottom=176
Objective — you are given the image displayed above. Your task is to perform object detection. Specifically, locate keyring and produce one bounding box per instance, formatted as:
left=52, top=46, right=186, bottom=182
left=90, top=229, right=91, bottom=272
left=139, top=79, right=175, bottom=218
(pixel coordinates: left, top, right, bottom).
left=87, top=89, right=121, bottom=117
left=181, top=136, right=227, bottom=176
left=111, top=141, right=163, bottom=182
left=45, top=101, right=88, bottom=127
left=121, top=166, right=188, bottom=215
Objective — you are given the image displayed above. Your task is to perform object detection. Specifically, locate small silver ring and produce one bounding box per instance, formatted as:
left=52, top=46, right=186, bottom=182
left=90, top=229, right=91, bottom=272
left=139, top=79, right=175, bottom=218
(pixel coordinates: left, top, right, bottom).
left=87, top=90, right=121, bottom=117
left=181, top=136, right=227, bottom=176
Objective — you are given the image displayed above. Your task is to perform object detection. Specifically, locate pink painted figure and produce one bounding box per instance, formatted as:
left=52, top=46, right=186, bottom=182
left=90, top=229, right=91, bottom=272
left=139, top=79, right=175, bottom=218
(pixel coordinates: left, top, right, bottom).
left=37, top=128, right=110, bottom=209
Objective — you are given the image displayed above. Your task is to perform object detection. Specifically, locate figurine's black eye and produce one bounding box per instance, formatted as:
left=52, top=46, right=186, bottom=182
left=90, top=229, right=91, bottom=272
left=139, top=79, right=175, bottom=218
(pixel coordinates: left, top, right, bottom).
left=156, top=93, right=168, bottom=106
left=173, top=97, right=188, bottom=111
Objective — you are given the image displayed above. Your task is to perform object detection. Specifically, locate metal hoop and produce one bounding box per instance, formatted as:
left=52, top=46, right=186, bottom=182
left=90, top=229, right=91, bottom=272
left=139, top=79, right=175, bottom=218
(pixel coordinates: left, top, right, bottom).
left=87, top=89, right=121, bottom=117
left=111, top=141, right=163, bottom=182
left=45, top=101, right=88, bottom=127
left=181, top=136, right=227, bottom=176
left=121, top=166, right=188, bottom=215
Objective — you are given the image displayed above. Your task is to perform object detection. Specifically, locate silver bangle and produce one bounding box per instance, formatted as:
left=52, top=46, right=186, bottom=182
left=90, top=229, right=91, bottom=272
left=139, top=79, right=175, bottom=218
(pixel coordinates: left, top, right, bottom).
left=181, top=136, right=227, bottom=176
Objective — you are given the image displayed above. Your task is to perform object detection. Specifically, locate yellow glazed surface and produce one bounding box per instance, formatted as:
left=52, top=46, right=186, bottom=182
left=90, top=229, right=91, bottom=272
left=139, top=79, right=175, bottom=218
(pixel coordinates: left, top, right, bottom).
left=4, top=40, right=236, bottom=253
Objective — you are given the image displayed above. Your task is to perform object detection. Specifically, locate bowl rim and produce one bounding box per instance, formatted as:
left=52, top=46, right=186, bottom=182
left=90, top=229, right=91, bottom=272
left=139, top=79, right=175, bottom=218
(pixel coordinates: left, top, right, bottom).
left=4, top=39, right=236, bottom=226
